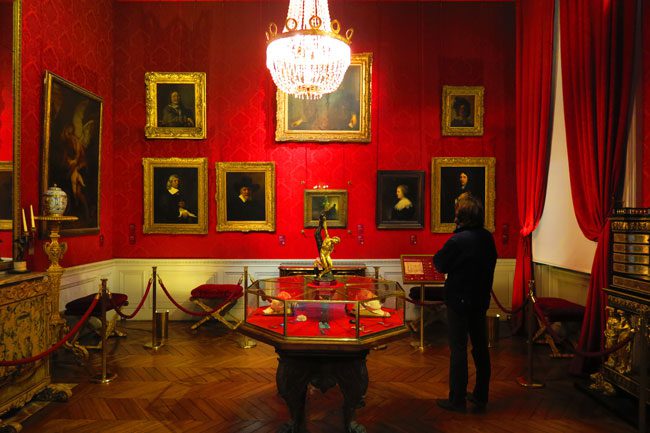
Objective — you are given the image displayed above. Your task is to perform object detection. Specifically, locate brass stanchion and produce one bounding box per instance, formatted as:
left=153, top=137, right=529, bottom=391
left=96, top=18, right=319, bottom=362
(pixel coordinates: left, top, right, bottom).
left=516, top=280, right=544, bottom=388
left=410, top=283, right=430, bottom=351
left=373, top=266, right=381, bottom=279
left=91, top=279, right=117, bottom=384
left=239, top=266, right=257, bottom=349
left=144, top=266, right=164, bottom=350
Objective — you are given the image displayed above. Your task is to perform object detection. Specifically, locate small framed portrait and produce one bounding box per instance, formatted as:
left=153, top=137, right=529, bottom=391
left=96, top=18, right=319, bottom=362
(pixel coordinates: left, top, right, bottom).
left=276, top=52, right=372, bottom=143
left=376, top=171, right=425, bottom=229
left=42, top=71, right=103, bottom=236
left=145, top=72, right=206, bottom=139
left=431, top=157, right=495, bottom=233
left=216, top=162, right=275, bottom=232
left=441, top=85, right=484, bottom=136
left=304, top=189, right=348, bottom=228
left=0, top=162, right=11, bottom=230
left=142, top=157, right=208, bottom=234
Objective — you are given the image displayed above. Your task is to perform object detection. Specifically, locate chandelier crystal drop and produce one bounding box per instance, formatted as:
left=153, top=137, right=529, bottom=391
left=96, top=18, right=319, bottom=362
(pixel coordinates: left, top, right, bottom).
left=266, top=0, right=353, bottom=100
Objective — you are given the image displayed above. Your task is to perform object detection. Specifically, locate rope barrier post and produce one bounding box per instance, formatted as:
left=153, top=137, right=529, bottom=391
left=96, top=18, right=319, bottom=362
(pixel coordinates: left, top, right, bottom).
left=239, top=265, right=257, bottom=350
left=517, top=280, right=544, bottom=388
left=373, top=266, right=381, bottom=279
left=637, top=313, right=647, bottom=433
left=144, top=266, right=164, bottom=350
left=91, top=278, right=117, bottom=384
left=410, top=283, right=430, bottom=351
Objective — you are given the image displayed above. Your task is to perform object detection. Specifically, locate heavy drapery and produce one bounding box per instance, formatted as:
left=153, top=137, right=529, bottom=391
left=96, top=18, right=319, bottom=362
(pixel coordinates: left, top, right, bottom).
left=560, top=0, right=637, bottom=373
left=511, top=0, right=555, bottom=328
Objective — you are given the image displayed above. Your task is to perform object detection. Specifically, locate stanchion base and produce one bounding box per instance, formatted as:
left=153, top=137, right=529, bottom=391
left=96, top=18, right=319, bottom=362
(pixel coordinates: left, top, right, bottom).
left=516, top=376, right=545, bottom=388
left=239, top=336, right=257, bottom=349
left=143, top=341, right=165, bottom=350
left=410, top=341, right=430, bottom=351
left=91, top=372, right=117, bottom=384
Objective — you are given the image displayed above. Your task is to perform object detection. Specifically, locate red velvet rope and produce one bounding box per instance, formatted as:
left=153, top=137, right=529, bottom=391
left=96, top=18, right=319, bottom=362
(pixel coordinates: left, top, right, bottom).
left=533, top=301, right=635, bottom=358
left=110, top=278, right=152, bottom=319
left=157, top=277, right=239, bottom=317
left=0, top=295, right=101, bottom=367
left=491, top=288, right=528, bottom=315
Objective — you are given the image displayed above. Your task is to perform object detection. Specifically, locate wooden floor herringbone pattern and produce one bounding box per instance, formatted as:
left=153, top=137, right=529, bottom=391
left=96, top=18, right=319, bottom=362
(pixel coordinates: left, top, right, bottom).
left=19, top=320, right=635, bottom=433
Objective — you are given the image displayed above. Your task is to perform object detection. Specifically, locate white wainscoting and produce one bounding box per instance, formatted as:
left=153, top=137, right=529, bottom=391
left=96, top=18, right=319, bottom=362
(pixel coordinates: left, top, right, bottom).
left=533, top=262, right=591, bottom=306
left=58, top=258, right=517, bottom=321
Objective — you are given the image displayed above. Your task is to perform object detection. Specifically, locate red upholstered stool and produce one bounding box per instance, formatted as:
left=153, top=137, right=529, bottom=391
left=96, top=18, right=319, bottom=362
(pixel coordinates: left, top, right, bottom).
left=64, top=292, right=129, bottom=359
left=189, top=284, right=243, bottom=331
left=533, top=297, right=585, bottom=358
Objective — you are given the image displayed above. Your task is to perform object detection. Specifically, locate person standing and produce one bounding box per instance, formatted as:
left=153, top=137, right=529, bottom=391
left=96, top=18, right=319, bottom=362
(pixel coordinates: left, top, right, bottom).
left=433, top=194, right=497, bottom=413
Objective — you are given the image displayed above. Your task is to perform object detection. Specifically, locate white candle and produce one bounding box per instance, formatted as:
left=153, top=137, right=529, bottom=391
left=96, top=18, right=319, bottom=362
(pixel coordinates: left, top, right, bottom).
left=21, top=208, right=27, bottom=233
left=30, top=205, right=35, bottom=229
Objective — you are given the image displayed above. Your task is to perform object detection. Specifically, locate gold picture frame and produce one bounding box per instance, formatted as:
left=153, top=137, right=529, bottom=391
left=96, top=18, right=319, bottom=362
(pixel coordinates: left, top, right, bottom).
left=216, top=162, right=275, bottom=232
left=42, top=71, right=103, bottom=236
left=304, top=189, right=348, bottom=228
left=145, top=72, right=206, bottom=139
left=441, top=85, right=484, bottom=136
left=0, top=162, right=12, bottom=230
left=275, top=52, right=372, bottom=143
left=142, top=157, right=208, bottom=234
left=431, top=157, right=495, bottom=233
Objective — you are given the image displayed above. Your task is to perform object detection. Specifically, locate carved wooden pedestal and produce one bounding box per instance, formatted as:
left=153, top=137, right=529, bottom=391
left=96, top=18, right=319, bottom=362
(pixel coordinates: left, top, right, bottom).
left=276, top=349, right=369, bottom=433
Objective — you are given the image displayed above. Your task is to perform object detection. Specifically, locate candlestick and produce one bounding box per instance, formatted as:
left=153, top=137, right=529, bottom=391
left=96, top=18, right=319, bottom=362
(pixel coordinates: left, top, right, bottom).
left=22, top=208, right=27, bottom=233
left=30, top=205, right=35, bottom=229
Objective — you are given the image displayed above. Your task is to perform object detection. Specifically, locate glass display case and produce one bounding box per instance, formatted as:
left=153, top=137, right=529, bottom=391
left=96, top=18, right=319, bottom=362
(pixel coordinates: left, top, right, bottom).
left=241, top=275, right=407, bottom=349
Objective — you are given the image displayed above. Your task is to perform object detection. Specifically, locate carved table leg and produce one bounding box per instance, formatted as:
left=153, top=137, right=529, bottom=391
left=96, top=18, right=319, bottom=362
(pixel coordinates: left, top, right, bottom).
left=276, top=355, right=311, bottom=433
left=33, top=383, right=73, bottom=402
left=336, top=355, right=369, bottom=433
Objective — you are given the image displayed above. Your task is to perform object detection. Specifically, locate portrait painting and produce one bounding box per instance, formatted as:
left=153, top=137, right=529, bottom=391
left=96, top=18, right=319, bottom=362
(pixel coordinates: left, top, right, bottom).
left=441, top=86, right=484, bottom=136
left=431, top=157, right=495, bottom=233
left=216, top=162, right=275, bottom=232
left=304, top=189, right=348, bottom=228
left=42, top=71, right=102, bottom=236
left=276, top=52, right=372, bottom=143
left=376, top=171, right=424, bottom=229
left=0, top=162, right=11, bottom=230
left=145, top=72, right=206, bottom=139
left=142, top=157, right=207, bottom=234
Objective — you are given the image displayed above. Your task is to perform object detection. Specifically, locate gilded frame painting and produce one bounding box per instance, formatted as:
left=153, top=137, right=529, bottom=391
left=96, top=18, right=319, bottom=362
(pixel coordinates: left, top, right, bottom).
left=441, top=85, right=484, bottom=136
left=145, top=72, right=206, bottom=139
left=0, top=162, right=12, bottom=230
left=142, top=157, right=208, bottom=234
left=216, top=162, right=275, bottom=232
left=42, top=71, right=103, bottom=236
left=304, top=189, right=348, bottom=228
left=276, top=52, right=372, bottom=143
left=431, top=157, right=495, bottom=233
left=376, top=170, right=425, bottom=229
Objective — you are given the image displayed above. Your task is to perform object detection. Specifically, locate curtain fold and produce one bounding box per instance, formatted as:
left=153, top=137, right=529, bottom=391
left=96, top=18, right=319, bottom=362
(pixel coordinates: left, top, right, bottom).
left=559, top=0, right=637, bottom=374
left=511, top=0, right=555, bottom=327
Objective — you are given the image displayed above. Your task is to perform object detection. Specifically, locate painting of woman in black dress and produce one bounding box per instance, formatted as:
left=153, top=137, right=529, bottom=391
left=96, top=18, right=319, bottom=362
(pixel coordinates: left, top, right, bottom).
left=376, top=171, right=424, bottom=229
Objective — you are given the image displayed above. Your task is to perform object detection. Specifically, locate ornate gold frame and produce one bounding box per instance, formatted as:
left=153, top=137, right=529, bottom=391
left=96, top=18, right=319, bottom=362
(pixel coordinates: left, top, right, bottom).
left=142, top=157, right=208, bottom=234
left=216, top=162, right=275, bottom=232
left=431, top=157, right=495, bottom=233
left=304, top=189, right=348, bottom=228
left=275, top=53, right=372, bottom=143
left=42, top=71, right=103, bottom=236
left=0, top=162, right=11, bottom=230
left=441, top=85, right=484, bottom=136
left=145, top=72, right=206, bottom=139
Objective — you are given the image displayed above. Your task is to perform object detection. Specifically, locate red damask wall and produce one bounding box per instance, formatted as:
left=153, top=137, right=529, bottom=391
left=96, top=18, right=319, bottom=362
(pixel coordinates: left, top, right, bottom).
left=643, top=0, right=650, bottom=207
left=110, top=1, right=518, bottom=261
left=21, top=0, right=114, bottom=269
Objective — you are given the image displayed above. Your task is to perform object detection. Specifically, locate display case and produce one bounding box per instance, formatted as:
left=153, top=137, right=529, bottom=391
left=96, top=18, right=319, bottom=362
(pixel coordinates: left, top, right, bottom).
left=241, top=275, right=407, bottom=350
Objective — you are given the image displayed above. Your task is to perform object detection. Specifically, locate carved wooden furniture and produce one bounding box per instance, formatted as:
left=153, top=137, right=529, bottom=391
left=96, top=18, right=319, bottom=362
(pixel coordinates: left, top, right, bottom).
left=278, top=263, right=367, bottom=277
left=532, top=297, right=585, bottom=358
left=189, top=284, right=243, bottom=330
left=238, top=275, right=407, bottom=433
left=601, top=208, right=650, bottom=429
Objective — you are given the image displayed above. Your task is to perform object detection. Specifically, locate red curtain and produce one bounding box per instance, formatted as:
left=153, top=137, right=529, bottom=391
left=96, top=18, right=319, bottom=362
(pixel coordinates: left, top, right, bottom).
left=560, top=0, right=637, bottom=374
left=511, top=0, right=555, bottom=327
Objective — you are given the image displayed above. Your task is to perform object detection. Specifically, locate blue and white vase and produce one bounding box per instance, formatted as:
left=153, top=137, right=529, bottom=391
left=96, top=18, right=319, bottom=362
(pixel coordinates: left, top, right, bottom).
left=42, top=184, right=68, bottom=216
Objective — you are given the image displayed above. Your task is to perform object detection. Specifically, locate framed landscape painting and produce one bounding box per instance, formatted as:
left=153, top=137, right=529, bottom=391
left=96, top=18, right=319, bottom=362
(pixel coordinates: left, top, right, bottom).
left=42, top=71, right=103, bottom=236
left=304, top=189, right=348, bottom=228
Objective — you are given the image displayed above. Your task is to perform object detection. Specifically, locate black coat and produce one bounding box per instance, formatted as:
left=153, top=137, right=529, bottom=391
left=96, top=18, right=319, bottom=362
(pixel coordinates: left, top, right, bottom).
left=433, top=226, right=497, bottom=312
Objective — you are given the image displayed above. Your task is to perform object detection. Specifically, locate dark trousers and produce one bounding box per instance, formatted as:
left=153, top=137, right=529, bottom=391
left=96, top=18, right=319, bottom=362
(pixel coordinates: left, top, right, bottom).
left=446, top=306, right=491, bottom=405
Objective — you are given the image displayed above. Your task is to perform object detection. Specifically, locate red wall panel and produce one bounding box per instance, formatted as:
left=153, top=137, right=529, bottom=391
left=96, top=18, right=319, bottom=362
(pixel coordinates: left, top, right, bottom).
left=643, top=0, right=650, bottom=207
left=21, top=0, right=114, bottom=270
left=111, top=1, right=518, bottom=261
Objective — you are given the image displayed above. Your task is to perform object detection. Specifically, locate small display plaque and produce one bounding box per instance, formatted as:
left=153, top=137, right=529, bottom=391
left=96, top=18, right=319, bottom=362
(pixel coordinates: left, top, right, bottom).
left=400, top=254, right=446, bottom=284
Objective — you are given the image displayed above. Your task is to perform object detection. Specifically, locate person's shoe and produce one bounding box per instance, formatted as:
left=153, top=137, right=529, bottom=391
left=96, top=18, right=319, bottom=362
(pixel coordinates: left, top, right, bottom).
left=436, top=398, right=466, bottom=413
left=466, top=394, right=487, bottom=413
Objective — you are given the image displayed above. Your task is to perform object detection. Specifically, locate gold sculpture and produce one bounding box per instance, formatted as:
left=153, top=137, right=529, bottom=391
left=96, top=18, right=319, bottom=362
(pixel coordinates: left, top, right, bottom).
left=314, top=210, right=340, bottom=281
left=604, top=308, right=636, bottom=375
left=588, top=372, right=615, bottom=396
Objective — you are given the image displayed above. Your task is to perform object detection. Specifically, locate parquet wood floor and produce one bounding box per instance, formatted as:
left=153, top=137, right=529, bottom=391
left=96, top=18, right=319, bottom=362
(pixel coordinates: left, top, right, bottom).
left=19, top=320, right=635, bottom=433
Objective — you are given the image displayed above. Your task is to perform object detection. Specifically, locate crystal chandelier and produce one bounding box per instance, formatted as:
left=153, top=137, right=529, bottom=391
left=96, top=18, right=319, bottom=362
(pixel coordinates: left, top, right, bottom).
left=266, top=0, right=353, bottom=100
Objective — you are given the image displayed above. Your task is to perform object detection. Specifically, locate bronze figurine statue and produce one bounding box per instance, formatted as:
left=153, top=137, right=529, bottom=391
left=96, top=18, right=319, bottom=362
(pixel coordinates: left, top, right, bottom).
left=314, top=208, right=340, bottom=281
